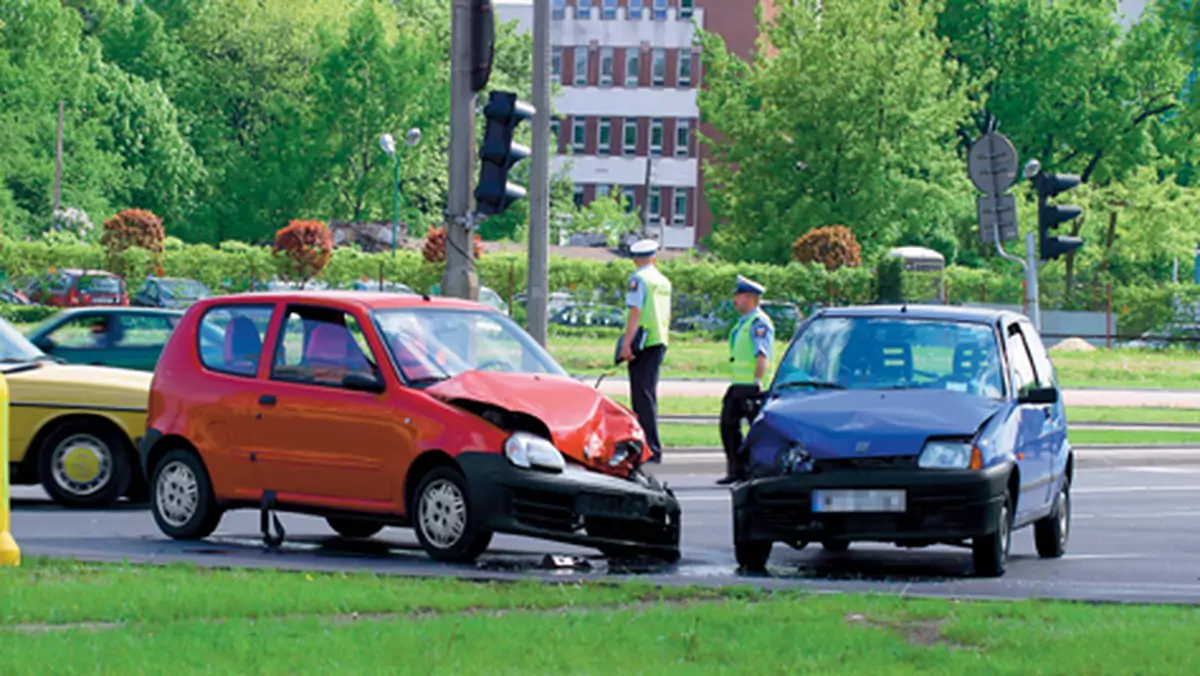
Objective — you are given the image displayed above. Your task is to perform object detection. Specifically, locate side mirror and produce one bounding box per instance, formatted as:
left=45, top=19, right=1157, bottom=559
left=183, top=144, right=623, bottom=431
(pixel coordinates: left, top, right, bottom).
left=1018, top=386, right=1058, bottom=405
left=33, top=336, right=54, bottom=352
left=343, top=372, right=385, bottom=394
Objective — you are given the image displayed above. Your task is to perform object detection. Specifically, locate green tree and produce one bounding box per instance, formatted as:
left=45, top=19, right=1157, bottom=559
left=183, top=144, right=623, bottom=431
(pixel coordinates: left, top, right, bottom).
left=697, top=0, right=976, bottom=264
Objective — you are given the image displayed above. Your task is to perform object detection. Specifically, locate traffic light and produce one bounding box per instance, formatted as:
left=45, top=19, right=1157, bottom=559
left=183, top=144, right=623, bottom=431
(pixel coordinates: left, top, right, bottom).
left=475, top=91, right=535, bottom=216
left=1036, top=172, right=1084, bottom=261
left=470, top=0, right=494, bottom=93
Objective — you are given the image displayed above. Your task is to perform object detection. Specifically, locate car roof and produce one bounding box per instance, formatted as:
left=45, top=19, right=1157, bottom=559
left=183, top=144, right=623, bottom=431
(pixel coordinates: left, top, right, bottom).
left=190, top=290, right=494, bottom=313
left=59, top=269, right=120, bottom=277
left=815, top=304, right=1025, bottom=325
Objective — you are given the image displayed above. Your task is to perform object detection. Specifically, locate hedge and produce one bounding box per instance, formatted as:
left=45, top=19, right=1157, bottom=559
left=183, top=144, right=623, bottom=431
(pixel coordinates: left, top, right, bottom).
left=0, top=236, right=1188, bottom=336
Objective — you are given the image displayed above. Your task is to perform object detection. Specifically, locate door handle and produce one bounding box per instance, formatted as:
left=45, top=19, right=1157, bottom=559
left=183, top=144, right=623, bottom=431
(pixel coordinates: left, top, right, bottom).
left=259, top=394, right=277, bottom=406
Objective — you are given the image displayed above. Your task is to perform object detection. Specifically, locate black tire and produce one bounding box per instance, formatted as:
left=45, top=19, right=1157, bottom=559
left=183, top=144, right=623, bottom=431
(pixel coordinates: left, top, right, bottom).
left=735, top=540, right=772, bottom=570
left=150, top=449, right=222, bottom=540
left=1034, top=477, right=1070, bottom=559
left=822, top=540, right=850, bottom=553
left=972, top=494, right=1013, bottom=577
left=37, top=421, right=132, bottom=509
left=124, top=473, right=151, bottom=503
left=327, top=517, right=384, bottom=539
left=411, top=466, right=492, bottom=563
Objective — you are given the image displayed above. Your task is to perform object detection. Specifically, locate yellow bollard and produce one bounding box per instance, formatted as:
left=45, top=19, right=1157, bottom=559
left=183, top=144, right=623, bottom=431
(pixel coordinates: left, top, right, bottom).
left=0, top=372, right=20, bottom=566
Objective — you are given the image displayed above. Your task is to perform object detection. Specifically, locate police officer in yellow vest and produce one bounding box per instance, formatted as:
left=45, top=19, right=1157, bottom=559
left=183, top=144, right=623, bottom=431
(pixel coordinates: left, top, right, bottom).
left=717, top=275, right=775, bottom=485
left=620, top=239, right=672, bottom=463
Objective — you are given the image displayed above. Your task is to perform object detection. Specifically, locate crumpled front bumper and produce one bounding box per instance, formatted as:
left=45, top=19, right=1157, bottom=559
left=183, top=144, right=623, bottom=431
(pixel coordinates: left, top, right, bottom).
left=457, top=452, right=681, bottom=560
left=732, top=461, right=1011, bottom=546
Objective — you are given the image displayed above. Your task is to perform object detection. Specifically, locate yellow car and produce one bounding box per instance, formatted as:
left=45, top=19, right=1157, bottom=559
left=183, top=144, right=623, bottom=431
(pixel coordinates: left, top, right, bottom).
left=1, top=318, right=151, bottom=508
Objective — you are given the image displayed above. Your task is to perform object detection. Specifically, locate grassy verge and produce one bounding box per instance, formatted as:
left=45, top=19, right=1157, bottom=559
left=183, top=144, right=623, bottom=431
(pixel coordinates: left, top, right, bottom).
left=1, top=559, right=1197, bottom=674
left=548, top=335, right=1200, bottom=389
left=655, top=424, right=1200, bottom=449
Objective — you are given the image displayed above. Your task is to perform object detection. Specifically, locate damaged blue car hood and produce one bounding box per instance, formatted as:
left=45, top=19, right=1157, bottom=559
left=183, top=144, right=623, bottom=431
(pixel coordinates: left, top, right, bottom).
left=750, top=389, right=1004, bottom=461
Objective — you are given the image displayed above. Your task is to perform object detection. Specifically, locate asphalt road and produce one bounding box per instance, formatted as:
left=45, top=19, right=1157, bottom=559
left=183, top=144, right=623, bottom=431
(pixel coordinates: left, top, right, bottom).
left=11, top=461, right=1200, bottom=605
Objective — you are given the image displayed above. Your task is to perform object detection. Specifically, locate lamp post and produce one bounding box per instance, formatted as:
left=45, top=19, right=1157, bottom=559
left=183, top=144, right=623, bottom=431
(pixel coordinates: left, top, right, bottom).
left=379, top=127, right=423, bottom=256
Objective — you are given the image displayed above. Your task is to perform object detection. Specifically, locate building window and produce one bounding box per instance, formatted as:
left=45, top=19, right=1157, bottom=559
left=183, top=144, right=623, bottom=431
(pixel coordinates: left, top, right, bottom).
left=676, top=120, right=690, bottom=157
left=551, top=118, right=560, bottom=142
left=552, top=0, right=565, bottom=21
left=602, top=0, right=617, bottom=20
left=572, top=118, right=587, bottom=152
left=649, top=186, right=661, bottom=222
left=678, top=50, right=692, bottom=87
left=673, top=190, right=688, bottom=226
left=596, top=184, right=611, bottom=199
left=625, top=48, right=639, bottom=87
left=574, top=185, right=586, bottom=208
left=623, top=119, right=638, bottom=155
left=577, top=0, right=592, bottom=19
left=680, top=0, right=694, bottom=19
left=598, top=118, right=611, bottom=155
left=552, top=47, right=562, bottom=78
left=628, top=0, right=643, bottom=20
left=574, top=48, right=587, bottom=86
left=653, top=0, right=667, bottom=21
left=652, top=49, right=666, bottom=87
left=600, top=47, right=613, bottom=87
left=650, top=119, right=663, bottom=156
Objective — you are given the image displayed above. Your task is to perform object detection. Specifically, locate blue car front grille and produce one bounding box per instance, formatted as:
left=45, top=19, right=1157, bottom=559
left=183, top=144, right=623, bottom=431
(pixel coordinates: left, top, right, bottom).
left=812, top=455, right=917, bottom=472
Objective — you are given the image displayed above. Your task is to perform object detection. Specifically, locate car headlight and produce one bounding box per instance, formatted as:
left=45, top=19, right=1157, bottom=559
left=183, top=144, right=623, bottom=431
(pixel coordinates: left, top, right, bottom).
left=918, top=439, right=983, bottom=470
left=775, top=442, right=811, bottom=474
left=609, top=441, right=639, bottom=467
left=504, top=432, right=566, bottom=473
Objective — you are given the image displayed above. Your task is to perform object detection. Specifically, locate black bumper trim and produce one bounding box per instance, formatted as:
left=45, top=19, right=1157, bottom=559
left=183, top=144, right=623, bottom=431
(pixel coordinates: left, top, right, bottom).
left=732, top=462, right=1011, bottom=545
left=138, top=428, right=163, bottom=480
left=457, top=452, right=681, bottom=558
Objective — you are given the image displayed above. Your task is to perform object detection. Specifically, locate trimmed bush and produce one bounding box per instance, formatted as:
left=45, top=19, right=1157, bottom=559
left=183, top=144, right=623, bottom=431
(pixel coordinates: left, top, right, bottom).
left=792, top=225, right=862, bottom=271
left=273, top=220, right=334, bottom=285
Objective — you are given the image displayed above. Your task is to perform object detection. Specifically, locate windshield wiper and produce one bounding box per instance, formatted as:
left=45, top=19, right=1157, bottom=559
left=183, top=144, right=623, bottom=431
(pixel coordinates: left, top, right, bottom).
left=407, top=376, right=449, bottom=386
left=774, top=380, right=845, bottom=391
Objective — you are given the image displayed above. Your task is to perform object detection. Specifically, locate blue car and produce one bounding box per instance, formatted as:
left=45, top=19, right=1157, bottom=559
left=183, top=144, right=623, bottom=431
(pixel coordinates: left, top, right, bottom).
left=732, top=305, right=1071, bottom=577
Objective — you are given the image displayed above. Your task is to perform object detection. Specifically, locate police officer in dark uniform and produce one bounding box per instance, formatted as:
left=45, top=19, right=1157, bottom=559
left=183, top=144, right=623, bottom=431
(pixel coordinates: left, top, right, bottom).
left=717, top=275, right=775, bottom=485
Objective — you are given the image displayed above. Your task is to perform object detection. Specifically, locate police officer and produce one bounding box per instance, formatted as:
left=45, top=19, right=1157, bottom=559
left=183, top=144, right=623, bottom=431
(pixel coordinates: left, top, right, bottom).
left=621, top=239, right=672, bottom=463
left=717, top=275, right=775, bottom=485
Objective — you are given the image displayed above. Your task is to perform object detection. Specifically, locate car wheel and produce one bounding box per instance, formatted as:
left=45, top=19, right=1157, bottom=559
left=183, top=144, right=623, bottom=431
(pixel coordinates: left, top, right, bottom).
left=412, top=467, right=492, bottom=563
left=326, top=517, right=384, bottom=539
left=38, top=422, right=131, bottom=509
left=735, top=540, right=772, bottom=571
left=1034, top=477, right=1070, bottom=559
left=822, top=540, right=850, bottom=553
left=150, top=449, right=222, bottom=540
left=972, top=494, right=1013, bottom=577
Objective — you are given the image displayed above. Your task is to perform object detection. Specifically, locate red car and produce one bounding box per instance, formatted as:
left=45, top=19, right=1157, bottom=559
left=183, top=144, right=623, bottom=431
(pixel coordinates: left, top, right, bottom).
left=25, top=269, right=129, bottom=307
left=138, top=291, right=680, bottom=562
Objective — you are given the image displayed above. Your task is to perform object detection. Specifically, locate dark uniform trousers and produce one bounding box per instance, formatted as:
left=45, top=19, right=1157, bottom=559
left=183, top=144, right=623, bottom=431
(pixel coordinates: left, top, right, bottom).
left=628, top=344, right=666, bottom=460
left=720, top=383, right=762, bottom=478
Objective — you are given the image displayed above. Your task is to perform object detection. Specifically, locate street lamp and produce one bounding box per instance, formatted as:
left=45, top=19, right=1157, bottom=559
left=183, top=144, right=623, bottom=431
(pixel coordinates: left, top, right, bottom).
left=379, top=127, right=422, bottom=256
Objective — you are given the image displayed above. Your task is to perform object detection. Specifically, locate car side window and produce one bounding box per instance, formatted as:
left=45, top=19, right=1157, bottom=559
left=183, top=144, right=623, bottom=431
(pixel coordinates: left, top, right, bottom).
left=270, top=307, right=378, bottom=388
left=198, top=305, right=274, bottom=377
left=1021, top=324, right=1058, bottom=389
left=1006, top=323, right=1037, bottom=395
left=119, top=314, right=177, bottom=347
left=46, top=314, right=110, bottom=348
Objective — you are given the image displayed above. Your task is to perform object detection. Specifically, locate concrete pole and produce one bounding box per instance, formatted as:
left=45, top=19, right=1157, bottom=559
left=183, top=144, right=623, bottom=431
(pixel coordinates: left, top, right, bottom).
left=442, top=0, right=479, bottom=301
left=526, top=0, right=551, bottom=346
left=1025, top=231, right=1041, bottom=332
left=53, top=100, right=63, bottom=213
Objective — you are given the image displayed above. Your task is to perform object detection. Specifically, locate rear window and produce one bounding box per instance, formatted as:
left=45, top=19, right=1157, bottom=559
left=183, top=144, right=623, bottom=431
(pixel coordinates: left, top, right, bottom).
left=77, top=275, right=123, bottom=294
left=198, top=305, right=274, bottom=377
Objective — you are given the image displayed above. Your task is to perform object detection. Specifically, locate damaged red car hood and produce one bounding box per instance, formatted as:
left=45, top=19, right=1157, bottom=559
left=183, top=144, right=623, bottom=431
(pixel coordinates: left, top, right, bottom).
left=425, top=370, right=649, bottom=469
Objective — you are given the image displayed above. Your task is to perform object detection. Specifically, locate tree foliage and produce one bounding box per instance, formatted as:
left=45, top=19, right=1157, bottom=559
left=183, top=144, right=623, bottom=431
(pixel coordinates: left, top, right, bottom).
left=422, top=227, right=484, bottom=264
left=100, top=208, right=165, bottom=275
left=791, top=225, right=863, bottom=271
left=273, top=219, right=334, bottom=284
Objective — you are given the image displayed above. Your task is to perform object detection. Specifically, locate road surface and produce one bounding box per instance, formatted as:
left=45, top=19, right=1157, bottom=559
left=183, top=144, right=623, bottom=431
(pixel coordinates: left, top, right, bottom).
left=11, top=460, right=1200, bottom=605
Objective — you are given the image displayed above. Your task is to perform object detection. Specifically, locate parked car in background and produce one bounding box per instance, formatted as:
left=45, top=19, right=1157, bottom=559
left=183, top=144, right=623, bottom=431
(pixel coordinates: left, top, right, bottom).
left=0, top=279, right=31, bottom=305
left=132, top=276, right=212, bottom=309
left=429, top=283, right=510, bottom=314
left=732, top=305, right=1072, bottom=577
left=139, top=291, right=680, bottom=563
left=1, top=316, right=152, bottom=508
left=350, top=280, right=416, bottom=294
left=550, top=303, right=625, bottom=328
left=24, top=269, right=128, bottom=307
left=27, top=307, right=185, bottom=372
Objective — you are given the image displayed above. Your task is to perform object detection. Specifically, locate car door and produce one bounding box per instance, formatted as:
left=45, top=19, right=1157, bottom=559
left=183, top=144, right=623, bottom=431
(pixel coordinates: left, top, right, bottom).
left=246, top=304, right=410, bottom=513
left=106, top=312, right=179, bottom=371
left=1004, top=321, right=1051, bottom=522
left=1023, top=324, right=1069, bottom=502
left=36, top=311, right=117, bottom=366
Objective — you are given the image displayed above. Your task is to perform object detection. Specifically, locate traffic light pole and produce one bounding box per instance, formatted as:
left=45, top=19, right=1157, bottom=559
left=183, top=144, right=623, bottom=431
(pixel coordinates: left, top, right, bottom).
left=526, top=0, right=551, bottom=347
left=443, top=0, right=479, bottom=301
left=991, top=219, right=1041, bottom=332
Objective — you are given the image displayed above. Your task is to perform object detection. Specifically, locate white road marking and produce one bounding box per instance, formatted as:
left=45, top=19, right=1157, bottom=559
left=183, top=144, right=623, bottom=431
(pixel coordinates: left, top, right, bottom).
left=1075, top=485, right=1200, bottom=494
left=1060, top=554, right=1145, bottom=560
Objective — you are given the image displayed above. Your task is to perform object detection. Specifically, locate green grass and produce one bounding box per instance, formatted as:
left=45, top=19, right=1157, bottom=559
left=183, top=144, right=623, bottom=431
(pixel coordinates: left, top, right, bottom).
left=1, top=559, right=1197, bottom=674
left=655, top=424, right=1200, bottom=449
left=548, top=335, right=1200, bottom=389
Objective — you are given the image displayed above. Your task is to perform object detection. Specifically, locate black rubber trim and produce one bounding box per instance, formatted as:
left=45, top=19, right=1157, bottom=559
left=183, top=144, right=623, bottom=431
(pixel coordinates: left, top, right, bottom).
left=11, top=402, right=147, bottom=414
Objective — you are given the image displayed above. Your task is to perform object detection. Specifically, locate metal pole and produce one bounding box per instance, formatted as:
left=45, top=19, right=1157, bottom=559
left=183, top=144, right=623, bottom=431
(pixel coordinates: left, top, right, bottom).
left=527, top=0, right=551, bottom=345
left=1025, top=231, right=1041, bottom=332
left=392, top=156, right=400, bottom=257
left=442, top=0, right=478, bottom=300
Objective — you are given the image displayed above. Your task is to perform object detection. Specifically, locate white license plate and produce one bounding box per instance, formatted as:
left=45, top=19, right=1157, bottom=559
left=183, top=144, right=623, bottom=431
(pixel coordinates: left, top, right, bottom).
left=812, top=489, right=906, bottom=513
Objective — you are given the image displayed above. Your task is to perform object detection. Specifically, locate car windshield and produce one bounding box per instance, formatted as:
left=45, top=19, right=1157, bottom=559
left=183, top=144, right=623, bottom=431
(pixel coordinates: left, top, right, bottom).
left=774, top=316, right=1005, bottom=399
left=0, top=317, right=50, bottom=364
left=160, top=279, right=209, bottom=299
left=372, top=307, right=567, bottom=383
